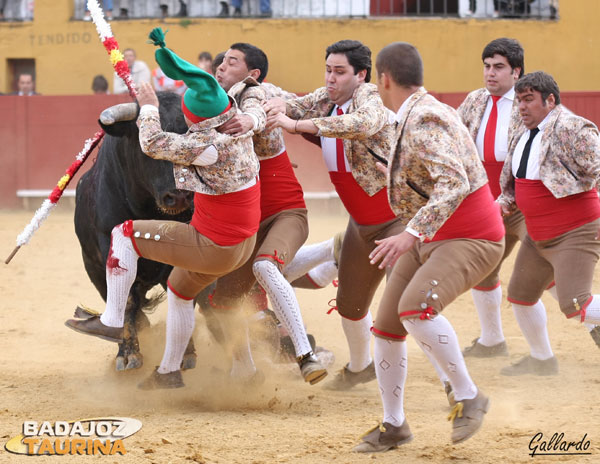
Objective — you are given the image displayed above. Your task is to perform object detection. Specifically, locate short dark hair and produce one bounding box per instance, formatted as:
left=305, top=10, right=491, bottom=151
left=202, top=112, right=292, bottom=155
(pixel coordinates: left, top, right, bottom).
left=515, top=71, right=561, bottom=105
left=326, top=40, right=372, bottom=83
left=212, top=51, right=225, bottom=75
left=198, top=51, right=213, bottom=62
left=376, top=42, right=423, bottom=87
left=482, top=38, right=525, bottom=77
left=229, top=43, right=268, bottom=83
left=92, top=74, right=109, bottom=93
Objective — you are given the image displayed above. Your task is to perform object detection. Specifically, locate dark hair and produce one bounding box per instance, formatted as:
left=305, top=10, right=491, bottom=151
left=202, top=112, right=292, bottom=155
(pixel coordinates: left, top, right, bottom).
left=212, top=51, right=225, bottom=75
left=198, top=51, right=213, bottom=62
left=326, top=40, right=372, bottom=83
left=482, top=38, right=525, bottom=78
left=229, top=43, right=269, bottom=83
left=376, top=42, right=423, bottom=87
left=515, top=71, right=561, bottom=105
left=92, top=74, right=109, bottom=93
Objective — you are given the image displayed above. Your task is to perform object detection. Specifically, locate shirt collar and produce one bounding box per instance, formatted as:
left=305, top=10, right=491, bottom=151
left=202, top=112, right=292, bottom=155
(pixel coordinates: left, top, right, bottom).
left=537, top=109, right=555, bottom=131
left=485, top=86, right=515, bottom=102
left=394, top=86, right=426, bottom=123
left=335, top=100, right=352, bottom=114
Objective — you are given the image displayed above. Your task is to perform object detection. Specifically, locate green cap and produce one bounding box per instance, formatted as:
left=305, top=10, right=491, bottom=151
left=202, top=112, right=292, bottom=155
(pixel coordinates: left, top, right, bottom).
left=148, top=27, right=229, bottom=120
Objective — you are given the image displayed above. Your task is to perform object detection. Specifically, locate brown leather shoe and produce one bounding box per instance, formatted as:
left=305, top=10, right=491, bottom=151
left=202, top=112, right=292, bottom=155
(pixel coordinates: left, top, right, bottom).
left=448, top=390, right=490, bottom=444
left=298, top=352, right=328, bottom=385
left=500, top=355, right=558, bottom=376
left=137, top=367, right=184, bottom=390
left=64, top=316, right=123, bottom=343
left=323, top=361, right=376, bottom=390
left=353, top=421, right=413, bottom=452
left=463, top=338, right=508, bottom=358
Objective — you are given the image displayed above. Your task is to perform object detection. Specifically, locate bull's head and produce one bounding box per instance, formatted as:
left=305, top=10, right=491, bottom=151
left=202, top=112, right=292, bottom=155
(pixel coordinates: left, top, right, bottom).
left=98, top=92, right=194, bottom=215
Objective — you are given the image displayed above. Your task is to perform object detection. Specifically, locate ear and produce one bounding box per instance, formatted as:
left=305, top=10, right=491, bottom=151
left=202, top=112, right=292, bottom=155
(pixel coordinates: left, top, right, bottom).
left=513, top=67, right=522, bottom=79
left=546, top=93, right=556, bottom=108
left=249, top=68, right=261, bottom=81
left=379, top=72, right=391, bottom=90
left=356, top=68, right=367, bottom=83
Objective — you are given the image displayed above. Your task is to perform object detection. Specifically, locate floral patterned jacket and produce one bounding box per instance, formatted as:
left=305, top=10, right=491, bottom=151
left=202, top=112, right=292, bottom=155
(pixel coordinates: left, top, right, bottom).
left=498, top=105, right=600, bottom=210
left=285, top=83, right=394, bottom=196
left=229, top=77, right=295, bottom=160
left=389, top=88, right=488, bottom=239
left=457, top=87, right=524, bottom=154
left=137, top=96, right=259, bottom=195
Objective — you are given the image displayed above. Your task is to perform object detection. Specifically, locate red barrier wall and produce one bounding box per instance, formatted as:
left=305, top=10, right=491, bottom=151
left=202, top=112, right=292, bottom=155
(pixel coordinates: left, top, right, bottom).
left=2, top=92, right=600, bottom=208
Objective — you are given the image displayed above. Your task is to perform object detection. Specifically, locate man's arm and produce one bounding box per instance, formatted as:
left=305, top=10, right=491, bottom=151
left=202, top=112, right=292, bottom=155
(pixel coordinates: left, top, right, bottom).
left=136, top=83, right=217, bottom=166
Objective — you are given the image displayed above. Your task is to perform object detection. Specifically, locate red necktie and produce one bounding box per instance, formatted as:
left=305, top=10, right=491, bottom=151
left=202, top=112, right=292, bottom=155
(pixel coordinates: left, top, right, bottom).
left=483, top=95, right=501, bottom=163
left=335, top=107, right=347, bottom=172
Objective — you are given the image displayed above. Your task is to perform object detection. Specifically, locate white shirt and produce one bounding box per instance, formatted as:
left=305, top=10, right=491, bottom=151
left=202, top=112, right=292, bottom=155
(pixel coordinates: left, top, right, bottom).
left=475, top=87, right=515, bottom=162
left=114, top=60, right=152, bottom=95
left=320, top=100, right=351, bottom=172
left=511, top=109, right=555, bottom=180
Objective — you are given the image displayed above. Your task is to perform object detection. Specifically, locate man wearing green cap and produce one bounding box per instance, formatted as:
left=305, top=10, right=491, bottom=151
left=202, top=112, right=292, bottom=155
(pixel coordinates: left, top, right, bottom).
left=200, top=42, right=328, bottom=385
left=66, top=29, right=262, bottom=389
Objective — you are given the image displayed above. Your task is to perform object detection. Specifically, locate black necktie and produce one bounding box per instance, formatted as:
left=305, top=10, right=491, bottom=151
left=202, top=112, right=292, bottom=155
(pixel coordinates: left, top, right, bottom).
left=516, top=127, right=540, bottom=179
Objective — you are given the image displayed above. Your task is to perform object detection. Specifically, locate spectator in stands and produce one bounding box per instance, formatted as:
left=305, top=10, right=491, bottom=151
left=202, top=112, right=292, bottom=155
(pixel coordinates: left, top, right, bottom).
left=159, top=1, right=187, bottom=18
left=84, top=0, right=113, bottom=20
left=211, top=52, right=225, bottom=75
left=198, top=51, right=213, bottom=74
left=113, top=48, right=151, bottom=94
left=92, top=74, right=109, bottom=94
left=152, top=66, right=186, bottom=95
left=0, top=0, right=6, bottom=20
left=11, top=73, right=39, bottom=96
left=219, top=0, right=272, bottom=18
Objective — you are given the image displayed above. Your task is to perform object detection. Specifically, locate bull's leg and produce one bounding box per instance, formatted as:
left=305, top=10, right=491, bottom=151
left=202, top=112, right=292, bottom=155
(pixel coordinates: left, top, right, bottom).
left=181, top=337, right=196, bottom=370
left=115, top=298, right=143, bottom=371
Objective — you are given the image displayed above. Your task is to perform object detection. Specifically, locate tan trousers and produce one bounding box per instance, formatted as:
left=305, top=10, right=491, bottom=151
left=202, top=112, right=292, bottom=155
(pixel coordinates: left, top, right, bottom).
left=373, top=238, right=505, bottom=340
left=508, top=218, right=600, bottom=317
left=131, top=220, right=256, bottom=299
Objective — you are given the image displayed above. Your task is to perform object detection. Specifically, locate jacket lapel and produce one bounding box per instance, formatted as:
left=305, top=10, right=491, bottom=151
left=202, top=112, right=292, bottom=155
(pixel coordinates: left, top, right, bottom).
left=538, top=106, right=562, bottom=166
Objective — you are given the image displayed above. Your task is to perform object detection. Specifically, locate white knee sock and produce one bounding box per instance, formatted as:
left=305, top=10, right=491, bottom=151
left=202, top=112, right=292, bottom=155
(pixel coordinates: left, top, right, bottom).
left=283, top=238, right=334, bottom=283
left=419, top=342, right=449, bottom=385
left=214, top=310, right=257, bottom=379
left=341, top=313, right=373, bottom=372
left=512, top=301, right=554, bottom=360
left=374, top=337, right=407, bottom=427
left=306, top=261, right=338, bottom=288
left=404, top=315, right=477, bottom=401
left=100, top=225, right=138, bottom=328
left=157, top=289, right=195, bottom=374
left=471, top=287, right=505, bottom=346
left=253, top=260, right=312, bottom=357
left=583, top=295, right=600, bottom=324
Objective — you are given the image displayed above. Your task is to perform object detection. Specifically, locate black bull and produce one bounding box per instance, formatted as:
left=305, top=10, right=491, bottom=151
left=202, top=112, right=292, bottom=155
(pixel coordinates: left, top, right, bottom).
left=74, top=92, right=198, bottom=370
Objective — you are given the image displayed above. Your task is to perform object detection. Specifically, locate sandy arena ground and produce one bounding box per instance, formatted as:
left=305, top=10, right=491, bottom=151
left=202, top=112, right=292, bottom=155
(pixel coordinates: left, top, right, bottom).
left=1, top=207, right=599, bottom=463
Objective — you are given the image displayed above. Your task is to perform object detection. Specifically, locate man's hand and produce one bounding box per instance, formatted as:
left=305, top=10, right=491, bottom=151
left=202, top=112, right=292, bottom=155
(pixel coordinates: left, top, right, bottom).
left=263, top=97, right=286, bottom=116
left=218, top=114, right=254, bottom=135
left=136, top=82, right=159, bottom=108
left=500, top=203, right=514, bottom=217
left=266, top=112, right=295, bottom=133
left=369, top=231, right=418, bottom=270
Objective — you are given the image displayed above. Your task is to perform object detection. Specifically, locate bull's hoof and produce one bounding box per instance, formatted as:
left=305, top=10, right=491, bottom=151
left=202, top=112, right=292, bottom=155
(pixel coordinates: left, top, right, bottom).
left=125, top=353, right=143, bottom=370
left=115, top=356, right=126, bottom=371
left=181, top=353, right=197, bottom=370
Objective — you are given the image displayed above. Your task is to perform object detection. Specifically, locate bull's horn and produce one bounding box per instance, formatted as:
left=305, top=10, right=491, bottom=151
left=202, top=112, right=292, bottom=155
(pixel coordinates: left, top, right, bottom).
left=99, top=103, right=138, bottom=125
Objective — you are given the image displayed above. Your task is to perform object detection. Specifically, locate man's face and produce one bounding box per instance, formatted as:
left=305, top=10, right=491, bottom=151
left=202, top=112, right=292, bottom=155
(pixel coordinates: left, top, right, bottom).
left=516, top=87, right=555, bottom=129
left=123, top=50, right=136, bottom=67
left=18, top=75, right=34, bottom=94
left=216, top=49, right=250, bottom=92
left=325, top=53, right=364, bottom=106
left=483, top=54, right=520, bottom=96
left=198, top=58, right=212, bottom=74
